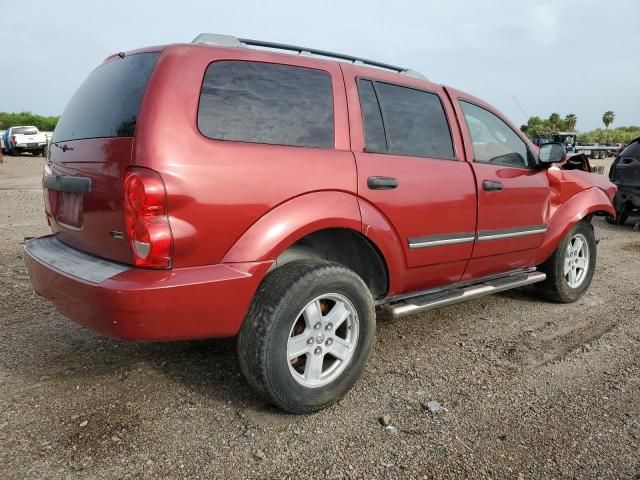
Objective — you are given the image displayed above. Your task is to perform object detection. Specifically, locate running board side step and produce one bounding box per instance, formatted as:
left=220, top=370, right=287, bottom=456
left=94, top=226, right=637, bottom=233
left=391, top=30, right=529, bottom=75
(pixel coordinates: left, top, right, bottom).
left=385, top=271, right=546, bottom=319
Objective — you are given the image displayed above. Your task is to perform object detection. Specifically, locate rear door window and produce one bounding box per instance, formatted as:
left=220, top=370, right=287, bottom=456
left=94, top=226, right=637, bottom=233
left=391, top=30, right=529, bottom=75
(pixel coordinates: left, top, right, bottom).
left=357, top=80, right=454, bottom=159
left=357, top=79, right=387, bottom=152
left=53, top=52, right=160, bottom=143
left=198, top=61, right=334, bottom=148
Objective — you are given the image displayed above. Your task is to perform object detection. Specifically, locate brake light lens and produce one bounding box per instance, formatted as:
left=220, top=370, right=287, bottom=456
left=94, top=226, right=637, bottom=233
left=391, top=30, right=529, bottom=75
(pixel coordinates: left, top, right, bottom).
left=123, top=168, right=173, bottom=268
left=11, top=135, right=16, bottom=144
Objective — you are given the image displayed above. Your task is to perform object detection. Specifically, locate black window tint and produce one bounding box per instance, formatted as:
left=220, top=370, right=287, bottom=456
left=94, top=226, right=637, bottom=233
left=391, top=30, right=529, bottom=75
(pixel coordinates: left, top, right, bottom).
left=53, top=52, right=160, bottom=143
left=357, top=79, right=386, bottom=152
left=620, top=140, right=640, bottom=159
left=198, top=61, right=334, bottom=148
left=460, top=101, right=530, bottom=168
left=375, top=82, right=454, bottom=158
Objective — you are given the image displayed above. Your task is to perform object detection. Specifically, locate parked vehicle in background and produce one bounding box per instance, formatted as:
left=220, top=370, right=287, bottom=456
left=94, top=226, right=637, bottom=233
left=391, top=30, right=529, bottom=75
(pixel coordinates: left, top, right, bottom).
left=607, top=137, right=640, bottom=225
left=575, top=143, right=619, bottom=159
left=1, top=130, right=8, bottom=153
left=24, top=34, right=616, bottom=413
left=4, top=126, right=48, bottom=156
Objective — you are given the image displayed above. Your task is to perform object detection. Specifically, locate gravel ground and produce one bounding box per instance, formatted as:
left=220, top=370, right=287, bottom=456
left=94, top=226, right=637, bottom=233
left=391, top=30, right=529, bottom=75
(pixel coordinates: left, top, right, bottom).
left=0, top=155, right=638, bottom=479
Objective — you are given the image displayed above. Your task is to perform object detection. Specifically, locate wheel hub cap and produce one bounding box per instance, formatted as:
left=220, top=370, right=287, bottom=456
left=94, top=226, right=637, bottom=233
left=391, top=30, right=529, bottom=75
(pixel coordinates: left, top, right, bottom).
left=564, top=233, right=589, bottom=288
left=286, top=293, right=359, bottom=388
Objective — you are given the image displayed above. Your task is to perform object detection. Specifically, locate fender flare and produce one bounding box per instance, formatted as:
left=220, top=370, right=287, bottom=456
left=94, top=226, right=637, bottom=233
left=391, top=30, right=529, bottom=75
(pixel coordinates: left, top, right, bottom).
left=222, top=191, right=362, bottom=263
left=534, top=187, right=615, bottom=265
left=221, top=191, right=406, bottom=295
left=357, top=198, right=406, bottom=295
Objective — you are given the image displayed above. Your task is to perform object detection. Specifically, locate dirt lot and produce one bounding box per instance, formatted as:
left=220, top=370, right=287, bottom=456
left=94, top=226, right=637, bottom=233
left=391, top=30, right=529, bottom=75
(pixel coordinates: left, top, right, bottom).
left=1, top=155, right=638, bottom=479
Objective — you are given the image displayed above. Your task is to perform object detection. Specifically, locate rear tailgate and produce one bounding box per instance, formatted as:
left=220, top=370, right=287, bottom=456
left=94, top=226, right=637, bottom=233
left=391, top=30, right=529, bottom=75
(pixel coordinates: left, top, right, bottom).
left=45, top=51, right=160, bottom=264
left=45, top=138, right=134, bottom=263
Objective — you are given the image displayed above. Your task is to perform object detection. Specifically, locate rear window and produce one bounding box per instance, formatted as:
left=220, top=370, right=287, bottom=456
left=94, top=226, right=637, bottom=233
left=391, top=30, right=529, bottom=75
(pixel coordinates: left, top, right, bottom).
left=12, top=127, right=39, bottom=135
left=198, top=61, right=334, bottom=148
left=52, top=52, right=160, bottom=143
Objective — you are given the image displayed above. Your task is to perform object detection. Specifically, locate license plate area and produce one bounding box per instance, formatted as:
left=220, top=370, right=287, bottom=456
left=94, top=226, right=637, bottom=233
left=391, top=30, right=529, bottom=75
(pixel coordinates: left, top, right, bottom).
left=56, top=192, right=83, bottom=229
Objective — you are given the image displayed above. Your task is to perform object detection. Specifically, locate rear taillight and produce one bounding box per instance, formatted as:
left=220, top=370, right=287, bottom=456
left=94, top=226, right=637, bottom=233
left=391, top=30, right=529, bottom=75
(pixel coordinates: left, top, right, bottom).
left=11, top=135, right=16, bottom=144
left=123, top=168, right=173, bottom=268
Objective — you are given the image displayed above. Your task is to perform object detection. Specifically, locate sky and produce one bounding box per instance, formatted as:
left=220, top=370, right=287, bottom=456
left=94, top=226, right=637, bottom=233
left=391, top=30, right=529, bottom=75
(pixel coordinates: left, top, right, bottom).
left=1, top=0, right=638, bottom=131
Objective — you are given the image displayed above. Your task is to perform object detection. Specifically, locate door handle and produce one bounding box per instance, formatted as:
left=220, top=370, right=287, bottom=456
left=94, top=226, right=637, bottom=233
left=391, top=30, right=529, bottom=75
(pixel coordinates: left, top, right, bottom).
left=483, top=180, right=503, bottom=192
left=367, top=176, right=398, bottom=190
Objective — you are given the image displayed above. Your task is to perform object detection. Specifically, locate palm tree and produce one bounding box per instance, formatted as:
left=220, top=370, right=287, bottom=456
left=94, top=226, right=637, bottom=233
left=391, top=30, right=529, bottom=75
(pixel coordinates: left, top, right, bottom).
left=565, top=114, right=577, bottom=131
left=549, top=112, right=561, bottom=131
left=602, top=111, right=615, bottom=142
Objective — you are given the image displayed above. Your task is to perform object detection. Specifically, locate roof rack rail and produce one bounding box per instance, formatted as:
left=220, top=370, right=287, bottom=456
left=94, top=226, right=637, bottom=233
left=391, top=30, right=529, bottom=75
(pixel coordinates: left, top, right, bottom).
left=191, top=33, right=428, bottom=81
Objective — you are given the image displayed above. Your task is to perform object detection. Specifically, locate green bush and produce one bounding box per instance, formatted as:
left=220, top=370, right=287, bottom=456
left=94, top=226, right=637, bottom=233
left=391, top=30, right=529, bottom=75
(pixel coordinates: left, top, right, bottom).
left=0, top=112, right=59, bottom=132
left=577, top=126, right=640, bottom=144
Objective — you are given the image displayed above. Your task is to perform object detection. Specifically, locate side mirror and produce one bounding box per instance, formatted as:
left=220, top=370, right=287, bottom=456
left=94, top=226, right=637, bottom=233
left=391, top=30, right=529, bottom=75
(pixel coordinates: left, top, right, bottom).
left=538, top=142, right=566, bottom=167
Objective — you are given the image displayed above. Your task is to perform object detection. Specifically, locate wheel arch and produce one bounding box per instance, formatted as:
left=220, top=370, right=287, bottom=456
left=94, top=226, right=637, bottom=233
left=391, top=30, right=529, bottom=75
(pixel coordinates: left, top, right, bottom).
left=222, top=191, right=405, bottom=298
left=534, top=187, right=615, bottom=265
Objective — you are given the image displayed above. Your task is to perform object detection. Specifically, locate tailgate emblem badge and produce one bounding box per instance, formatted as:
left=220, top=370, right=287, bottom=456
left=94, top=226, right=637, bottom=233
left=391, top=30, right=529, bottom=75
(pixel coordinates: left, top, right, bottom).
left=109, top=230, right=125, bottom=240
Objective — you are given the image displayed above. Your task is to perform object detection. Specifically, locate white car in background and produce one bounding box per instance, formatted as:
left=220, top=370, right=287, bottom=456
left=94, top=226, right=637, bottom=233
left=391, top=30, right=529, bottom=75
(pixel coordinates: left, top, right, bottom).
left=4, top=126, right=48, bottom=156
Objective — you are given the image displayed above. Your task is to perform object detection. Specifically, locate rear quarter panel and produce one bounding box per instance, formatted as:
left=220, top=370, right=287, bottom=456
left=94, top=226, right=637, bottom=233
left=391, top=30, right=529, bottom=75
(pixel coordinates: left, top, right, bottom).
left=134, top=44, right=356, bottom=268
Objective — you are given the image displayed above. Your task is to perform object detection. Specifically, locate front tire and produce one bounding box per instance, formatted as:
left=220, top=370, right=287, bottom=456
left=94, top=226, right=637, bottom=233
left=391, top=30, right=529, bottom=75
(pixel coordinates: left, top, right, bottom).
left=237, top=259, right=375, bottom=414
left=606, top=211, right=628, bottom=225
left=536, top=222, right=597, bottom=303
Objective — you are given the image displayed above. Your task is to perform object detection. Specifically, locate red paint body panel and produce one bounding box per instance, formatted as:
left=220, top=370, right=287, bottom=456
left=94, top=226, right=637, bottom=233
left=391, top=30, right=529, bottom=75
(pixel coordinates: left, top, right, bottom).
left=26, top=42, right=617, bottom=341
left=357, top=199, right=406, bottom=296
left=135, top=45, right=355, bottom=268
left=45, top=138, right=135, bottom=264
left=25, top=238, right=271, bottom=340
left=222, top=191, right=361, bottom=263
left=534, top=187, right=615, bottom=265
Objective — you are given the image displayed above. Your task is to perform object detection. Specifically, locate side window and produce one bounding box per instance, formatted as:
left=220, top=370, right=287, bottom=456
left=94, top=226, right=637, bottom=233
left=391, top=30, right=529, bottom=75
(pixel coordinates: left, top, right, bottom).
left=357, top=79, right=386, bottom=152
left=460, top=101, right=531, bottom=168
left=198, top=61, right=334, bottom=148
left=357, top=80, right=454, bottom=159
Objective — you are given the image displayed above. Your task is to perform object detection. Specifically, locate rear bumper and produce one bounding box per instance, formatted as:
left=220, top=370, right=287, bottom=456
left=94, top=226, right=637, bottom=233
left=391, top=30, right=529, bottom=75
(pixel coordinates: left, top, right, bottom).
left=24, top=235, right=271, bottom=340
left=14, top=143, right=46, bottom=150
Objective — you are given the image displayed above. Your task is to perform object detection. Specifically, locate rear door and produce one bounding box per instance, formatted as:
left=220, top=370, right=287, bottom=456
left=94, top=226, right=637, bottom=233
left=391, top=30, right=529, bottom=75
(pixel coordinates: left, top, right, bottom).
left=45, top=51, right=160, bottom=263
left=342, top=65, right=477, bottom=292
left=448, top=90, right=550, bottom=279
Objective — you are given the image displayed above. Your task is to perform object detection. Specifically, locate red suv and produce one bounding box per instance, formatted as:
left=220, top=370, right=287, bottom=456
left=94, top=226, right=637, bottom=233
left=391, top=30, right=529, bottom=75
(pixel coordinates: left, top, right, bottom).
left=25, top=34, right=616, bottom=413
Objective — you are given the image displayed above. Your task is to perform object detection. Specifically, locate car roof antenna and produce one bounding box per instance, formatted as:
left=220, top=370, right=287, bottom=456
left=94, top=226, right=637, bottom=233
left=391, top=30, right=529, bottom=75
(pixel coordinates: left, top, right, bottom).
left=512, top=93, right=543, bottom=141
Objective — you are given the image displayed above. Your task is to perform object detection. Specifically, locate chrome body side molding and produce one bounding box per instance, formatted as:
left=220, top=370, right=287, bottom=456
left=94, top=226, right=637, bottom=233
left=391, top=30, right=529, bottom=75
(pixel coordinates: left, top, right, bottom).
left=408, top=225, right=548, bottom=249
left=477, top=225, right=548, bottom=242
left=408, top=232, right=475, bottom=249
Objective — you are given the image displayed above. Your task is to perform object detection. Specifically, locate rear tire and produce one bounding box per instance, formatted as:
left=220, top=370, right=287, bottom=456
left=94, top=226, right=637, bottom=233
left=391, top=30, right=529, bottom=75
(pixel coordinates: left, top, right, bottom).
left=535, top=222, right=597, bottom=303
left=237, top=259, right=375, bottom=414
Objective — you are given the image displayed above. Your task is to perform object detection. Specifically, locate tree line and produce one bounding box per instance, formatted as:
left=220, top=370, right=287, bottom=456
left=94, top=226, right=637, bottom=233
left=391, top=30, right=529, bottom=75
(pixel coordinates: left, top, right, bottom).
left=520, top=111, right=639, bottom=144
left=0, top=112, right=59, bottom=132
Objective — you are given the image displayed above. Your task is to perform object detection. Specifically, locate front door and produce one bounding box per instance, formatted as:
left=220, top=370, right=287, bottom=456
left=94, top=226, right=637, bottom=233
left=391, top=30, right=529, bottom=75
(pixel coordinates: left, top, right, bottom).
left=450, top=94, right=550, bottom=280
